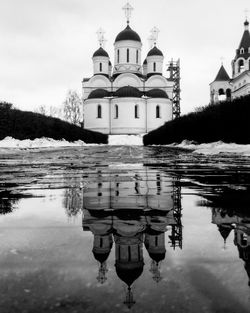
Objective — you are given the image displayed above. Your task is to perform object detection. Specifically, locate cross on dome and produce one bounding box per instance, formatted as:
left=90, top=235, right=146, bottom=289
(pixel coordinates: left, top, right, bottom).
left=150, top=27, right=160, bottom=47
left=148, top=34, right=155, bottom=49
left=96, top=28, right=107, bottom=48
left=244, top=8, right=249, bottom=20
left=122, top=2, right=134, bottom=24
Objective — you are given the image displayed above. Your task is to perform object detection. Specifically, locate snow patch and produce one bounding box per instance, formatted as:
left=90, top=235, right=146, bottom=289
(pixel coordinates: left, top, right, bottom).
left=108, top=135, right=143, bottom=146
left=0, top=137, right=86, bottom=149
left=169, top=140, right=250, bottom=156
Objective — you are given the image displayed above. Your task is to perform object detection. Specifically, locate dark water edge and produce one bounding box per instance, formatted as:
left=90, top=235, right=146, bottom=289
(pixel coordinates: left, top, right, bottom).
left=0, top=145, right=250, bottom=313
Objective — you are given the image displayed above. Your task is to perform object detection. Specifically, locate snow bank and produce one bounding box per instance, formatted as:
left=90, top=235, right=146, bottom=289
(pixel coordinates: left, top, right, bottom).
left=0, top=137, right=86, bottom=149
left=108, top=135, right=143, bottom=146
left=169, top=140, right=250, bottom=156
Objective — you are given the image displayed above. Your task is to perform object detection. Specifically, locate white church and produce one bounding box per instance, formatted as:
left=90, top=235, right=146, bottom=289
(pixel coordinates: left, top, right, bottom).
left=82, top=3, right=175, bottom=135
left=210, top=19, right=250, bottom=103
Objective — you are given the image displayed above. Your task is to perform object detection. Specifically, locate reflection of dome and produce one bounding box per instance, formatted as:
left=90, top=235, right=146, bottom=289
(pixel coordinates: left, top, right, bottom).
left=146, top=89, right=169, bottom=99
left=149, top=252, right=166, bottom=263
left=93, top=251, right=110, bottom=263
left=115, top=86, right=142, bottom=98
left=116, top=262, right=144, bottom=286
left=217, top=224, right=232, bottom=242
left=115, top=25, right=141, bottom=43
left=93, top=47, right=109, bottom=57
left=88, top=89, right=109, bottom=99
left=147, top=46, right=163, bottom=57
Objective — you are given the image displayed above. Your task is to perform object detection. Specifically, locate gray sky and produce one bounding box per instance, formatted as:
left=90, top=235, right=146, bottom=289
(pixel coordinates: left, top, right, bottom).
left=0, top=0, right=249, bottom=114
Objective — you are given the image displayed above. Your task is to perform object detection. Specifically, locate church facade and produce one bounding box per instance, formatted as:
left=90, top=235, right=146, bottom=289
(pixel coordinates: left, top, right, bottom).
left=210, top=19, right=250, bottom=103
left=82, top=3, right=174, bottom=135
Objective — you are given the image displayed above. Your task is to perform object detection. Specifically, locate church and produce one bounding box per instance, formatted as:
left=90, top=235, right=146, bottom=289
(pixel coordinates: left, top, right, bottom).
left=82, top=3, right=176, bottom=135
left=210, top=19, right=250, bottom=103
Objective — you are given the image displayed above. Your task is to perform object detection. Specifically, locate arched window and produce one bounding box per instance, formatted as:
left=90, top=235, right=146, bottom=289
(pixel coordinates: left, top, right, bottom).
left=136, top=50, right=139, bottom=63
left=240, top=48, right=244, bottom=54
left=238, top=59, right=244, bottom=73
left=97, top=105, right=102, bottom=118
left=117, top=49, right=120, bottom=63
left=127, top=48, right=129, bottom=62
left=156, top=105, right=160, bottom=118
left=153, top=62, right=156, bottom=72
left=114, top=104, right=118, bottom=118
left=218, top=88, right=225, bottom=95
left=226, top=88, right=231, bottom=101
left=135, top=104, right=139, bottom=118
left=99, top=63, right=102, bottom=72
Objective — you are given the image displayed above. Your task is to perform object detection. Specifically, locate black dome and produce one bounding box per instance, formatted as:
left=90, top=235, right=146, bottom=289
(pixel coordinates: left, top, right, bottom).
left=115, top=86, right=142, bottom=98
left=147, top=46, right=163, bottom=57
left=88, top=89, right=109, bottom=99
left=149, top=252, right=166, bottom=263
left=93, top=251, right=110, bottom=263
left=116, top=261, right=144, bottom=286
left=115, top=25, right=141, bottom=43
left=146, top=89, right=169, bottom=98
left=93, top=47, right=109, bottom=58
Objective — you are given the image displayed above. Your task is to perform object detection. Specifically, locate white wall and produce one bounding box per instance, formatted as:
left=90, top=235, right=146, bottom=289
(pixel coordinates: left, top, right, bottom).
left=147, top=55, right=164, bottom=74
left=84, top=98, right=110, bottom=133
left=147, top=98, right=172, bottom=132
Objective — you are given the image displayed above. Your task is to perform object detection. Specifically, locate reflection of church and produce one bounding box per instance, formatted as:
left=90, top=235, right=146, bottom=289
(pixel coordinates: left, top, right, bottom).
left=212, top=208, right=250, bottom=287
left=82, top=170, right=182, bottom=308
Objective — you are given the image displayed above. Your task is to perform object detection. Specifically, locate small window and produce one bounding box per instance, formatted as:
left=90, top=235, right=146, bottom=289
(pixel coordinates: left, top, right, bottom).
left=97, top=105, right=102, bottom=118
left=135, top=105, right=139, bottom=118
left=114, top=104, right=118, bottom=118
left=136, top=50, right=139, bottom=64
left=156, top=105, right=160, bottom=118
left=127, top=48, right=129, bottom=62
left=153, top=62, right=156, bottom=72
left=218, top=88, right=225, bottom=95
left=99, top=63, right=102, bottom=72
left=238, top=59, right=244, bottom=73
left=117, top=49, right=120, bottom=63
left=240, top=48, right=244, bottom=54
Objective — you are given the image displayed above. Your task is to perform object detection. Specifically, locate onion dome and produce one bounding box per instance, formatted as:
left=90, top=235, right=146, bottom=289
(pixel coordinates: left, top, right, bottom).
left=88, top=88, right=109, bottom=99
left=217, top=225, right=232, bottom=242
left=146, top=89, right=169, bottom=98
left=115, top=262, right=144, bottom=286
left=149, top=252, right=166, bottom=263
left=93, top=47, right=109, bottom=58
left=115, top=25, right=141, bottom=43
left=115, top=86, right=142, bottom=98
left=143, top=59, right=147, bottom=65
left=93, top=251, right=110, bottom=263
left=147, top=46, right=163, bottom=57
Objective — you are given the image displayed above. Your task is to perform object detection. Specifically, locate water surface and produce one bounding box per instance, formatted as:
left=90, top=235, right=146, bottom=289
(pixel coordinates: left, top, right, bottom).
left=0, top=146, right=250, bottom=313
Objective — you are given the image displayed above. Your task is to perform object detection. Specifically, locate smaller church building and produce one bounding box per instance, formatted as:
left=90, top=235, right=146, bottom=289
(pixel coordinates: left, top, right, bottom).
left=82, top=3, right=175, bottom=135
left=210, top=19, right=250, bottom=103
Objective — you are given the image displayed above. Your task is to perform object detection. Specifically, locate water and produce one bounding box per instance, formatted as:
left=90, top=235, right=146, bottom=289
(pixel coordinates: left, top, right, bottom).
left=0, top=145, right=250, bottom=313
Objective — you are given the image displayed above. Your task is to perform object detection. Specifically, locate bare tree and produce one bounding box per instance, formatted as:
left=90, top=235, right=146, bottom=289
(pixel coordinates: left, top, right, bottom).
left=36, top=105, right=47, bottom=115
left=63, top=90, right=82, bottom=125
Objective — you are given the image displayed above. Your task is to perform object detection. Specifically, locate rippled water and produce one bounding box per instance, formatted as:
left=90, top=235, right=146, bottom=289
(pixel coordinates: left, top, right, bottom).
left=0, top=146, right=250, bottom=313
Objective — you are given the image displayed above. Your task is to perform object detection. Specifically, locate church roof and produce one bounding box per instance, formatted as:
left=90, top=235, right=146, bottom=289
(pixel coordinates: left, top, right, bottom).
left=146, top=89, right=169, bottom=98
left=238, top=20, right=250, bottom=50
left=88, top=88, right=109, bottom=99
left=213, top=65, right=230, bottom=82
left=115, top=261, right=144, bottom=286
left=115, top=86, right=142, bottom=98
left=93, top=47, right=109, bottom=58
left=147, top=46, right=163, bottom=57
left=115, top=25, right=141, bottom=43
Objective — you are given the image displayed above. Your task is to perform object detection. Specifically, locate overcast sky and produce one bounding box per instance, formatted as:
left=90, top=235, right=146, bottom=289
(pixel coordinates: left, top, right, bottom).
left=0, top=0, right=249, bottom=114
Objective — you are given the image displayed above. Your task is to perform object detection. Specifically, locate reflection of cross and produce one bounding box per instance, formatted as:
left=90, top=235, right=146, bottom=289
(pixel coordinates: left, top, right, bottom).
left=244, top=8, right=249, bottom=19
left=220, top=56, right=225, bottom=65
left=96, top=28, right=107, bottom=47
left=122, top=2, right=134, bottom=24
left=150, top=26, right=160, bottom=46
